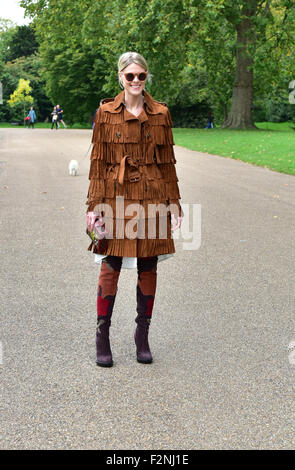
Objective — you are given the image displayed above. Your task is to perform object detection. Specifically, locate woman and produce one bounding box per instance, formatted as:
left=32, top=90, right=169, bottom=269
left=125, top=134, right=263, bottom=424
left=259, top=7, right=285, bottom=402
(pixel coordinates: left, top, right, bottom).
left=27, top=106, right=36, bottom=129
left=51, top=107, right=58, bottom=129
left=86, top=52, right=183, bottom=367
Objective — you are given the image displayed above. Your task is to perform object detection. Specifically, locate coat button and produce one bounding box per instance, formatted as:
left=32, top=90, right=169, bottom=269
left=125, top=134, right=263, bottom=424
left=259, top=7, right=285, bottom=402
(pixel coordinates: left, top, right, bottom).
left=116, top=132, right=121, bottom=138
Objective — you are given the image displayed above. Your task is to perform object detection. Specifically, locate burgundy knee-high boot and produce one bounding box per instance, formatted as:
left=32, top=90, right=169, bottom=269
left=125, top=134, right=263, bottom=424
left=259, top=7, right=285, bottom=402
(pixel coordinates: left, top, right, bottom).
left=96, top=256, right=122, bottom=367
left=135, top=256, right=158, bottom=364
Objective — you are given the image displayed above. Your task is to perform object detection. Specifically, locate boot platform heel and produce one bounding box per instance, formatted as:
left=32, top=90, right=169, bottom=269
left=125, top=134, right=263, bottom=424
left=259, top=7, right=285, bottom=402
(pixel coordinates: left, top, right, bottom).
left=134, top=318, right=153, bottom=364
left=96, top=318, right=113, bottom=367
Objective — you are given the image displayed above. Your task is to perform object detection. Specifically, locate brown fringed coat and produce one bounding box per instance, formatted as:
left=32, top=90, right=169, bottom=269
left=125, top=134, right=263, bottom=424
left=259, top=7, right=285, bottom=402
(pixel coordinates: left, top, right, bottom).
left=86, top=90, right=183, bottom=258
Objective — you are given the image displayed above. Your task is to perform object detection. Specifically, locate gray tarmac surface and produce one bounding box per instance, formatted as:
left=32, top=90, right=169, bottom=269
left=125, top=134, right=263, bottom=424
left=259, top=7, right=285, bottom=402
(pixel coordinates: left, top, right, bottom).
left=0, top=128, right=295, bottom=449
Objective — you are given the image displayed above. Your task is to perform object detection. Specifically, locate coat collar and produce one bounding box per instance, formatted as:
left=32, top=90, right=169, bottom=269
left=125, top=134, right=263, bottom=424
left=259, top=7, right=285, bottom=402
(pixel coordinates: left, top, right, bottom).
left=105, top=90, right=165, bottom=115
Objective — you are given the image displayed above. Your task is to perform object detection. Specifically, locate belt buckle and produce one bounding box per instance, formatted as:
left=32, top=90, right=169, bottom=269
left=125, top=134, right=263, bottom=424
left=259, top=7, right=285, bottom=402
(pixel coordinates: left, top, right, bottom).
left=129, top=172, right=141, bottom=183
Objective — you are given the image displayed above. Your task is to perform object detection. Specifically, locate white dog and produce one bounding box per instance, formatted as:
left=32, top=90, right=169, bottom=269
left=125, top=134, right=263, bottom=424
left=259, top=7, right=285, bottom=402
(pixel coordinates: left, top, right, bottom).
left=68, top=159, right=79, bottom=176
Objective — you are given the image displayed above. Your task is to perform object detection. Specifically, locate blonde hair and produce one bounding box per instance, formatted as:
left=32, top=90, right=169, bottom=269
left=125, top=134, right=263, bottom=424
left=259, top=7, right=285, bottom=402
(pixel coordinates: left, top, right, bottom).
left=118, top=51, right=148, bottom=73
left=118, top=51, right=151, bottom=88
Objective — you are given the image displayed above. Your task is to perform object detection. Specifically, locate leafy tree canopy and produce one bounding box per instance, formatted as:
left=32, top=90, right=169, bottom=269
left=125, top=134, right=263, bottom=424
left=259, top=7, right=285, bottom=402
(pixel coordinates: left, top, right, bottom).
left=6, top=25, right=39, bottom=62
left=17, top=0, right=295, bottom=127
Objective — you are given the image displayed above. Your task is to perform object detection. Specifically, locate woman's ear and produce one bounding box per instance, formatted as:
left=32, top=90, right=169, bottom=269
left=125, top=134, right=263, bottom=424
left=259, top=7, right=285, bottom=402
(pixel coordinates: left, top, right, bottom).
left=118, top=72, right=124, bottom=90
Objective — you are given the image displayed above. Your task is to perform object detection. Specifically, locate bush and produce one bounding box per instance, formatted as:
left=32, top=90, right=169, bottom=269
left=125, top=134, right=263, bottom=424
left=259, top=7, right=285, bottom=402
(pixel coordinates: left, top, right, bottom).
left=253, top=97, right=295, bottom=123
left=170, top=103, right=212, bottom=128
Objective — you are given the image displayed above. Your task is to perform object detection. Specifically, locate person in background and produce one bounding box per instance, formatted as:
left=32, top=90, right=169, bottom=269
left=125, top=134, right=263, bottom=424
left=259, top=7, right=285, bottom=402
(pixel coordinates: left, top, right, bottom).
left=205, top=113, right=214, bottom=129
left=56, top=104, right=67, bottom=128
left=27, top=106, right=37, bottom=129
left=92, top=108, right=98, bottom=129
left=51, top=106, right=59, bottom=130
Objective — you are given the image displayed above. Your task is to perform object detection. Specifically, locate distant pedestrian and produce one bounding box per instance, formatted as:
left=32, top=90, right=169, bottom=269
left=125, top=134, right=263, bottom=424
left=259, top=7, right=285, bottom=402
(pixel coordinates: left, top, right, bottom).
left=51, top=106, right=59, bottom=129
left=27, top=106, right=36, bottom=129
left=205, top=113, right=214, bottom=129
left=56, top=104, right=67, bottom=128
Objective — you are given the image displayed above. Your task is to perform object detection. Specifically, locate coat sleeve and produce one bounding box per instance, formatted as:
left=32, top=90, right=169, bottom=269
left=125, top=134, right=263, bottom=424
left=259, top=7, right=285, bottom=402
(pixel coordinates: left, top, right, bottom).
left=157, top=107, right=184, bottom=219
left=85, top=106, right=106, bottom=213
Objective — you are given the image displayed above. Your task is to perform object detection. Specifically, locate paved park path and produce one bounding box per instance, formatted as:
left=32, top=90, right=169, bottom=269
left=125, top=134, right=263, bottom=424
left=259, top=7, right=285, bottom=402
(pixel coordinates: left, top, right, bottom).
left=1, top=128, right=295, bottom=449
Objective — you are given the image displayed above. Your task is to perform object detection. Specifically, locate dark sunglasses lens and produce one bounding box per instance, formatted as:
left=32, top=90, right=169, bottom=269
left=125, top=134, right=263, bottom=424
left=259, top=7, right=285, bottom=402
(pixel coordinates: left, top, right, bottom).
left=125, top=73, right=134, bottom=81
left=139, top=73, right=147, bottom=81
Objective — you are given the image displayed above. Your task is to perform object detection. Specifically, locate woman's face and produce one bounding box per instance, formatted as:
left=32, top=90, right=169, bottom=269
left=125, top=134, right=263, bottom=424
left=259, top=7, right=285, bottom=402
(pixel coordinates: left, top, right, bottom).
left=119, top=63, right=147, bottom=98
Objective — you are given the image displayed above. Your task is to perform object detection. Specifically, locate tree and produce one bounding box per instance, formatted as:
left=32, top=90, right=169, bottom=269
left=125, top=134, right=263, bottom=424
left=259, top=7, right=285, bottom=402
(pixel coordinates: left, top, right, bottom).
left=0, top=18, right=16, bottom=63
left=5, top=25, right=39, bottom=62
left=184, top=5, right=236, bottom=124
left=223, top=0, right=258, bottom=129
left=20, top=0, right=105, bottom=123
left=84, top=0, right=295, bottom=126
left=3, top=53, right=52, bottom=121
left=187, top=0, right=295, bottom=129
left=87, top=0, right=191, bottom=102
left=253, top=1, right=295, bottom=122
left=1, top=52, right=52, bottom=122
left=0, top=19, right=51, bottom=122
left=20, top=0, right=190, bottom=109
left=8, top=78, right=34, bottom=123
left=20, top=0, right=295, bottom=128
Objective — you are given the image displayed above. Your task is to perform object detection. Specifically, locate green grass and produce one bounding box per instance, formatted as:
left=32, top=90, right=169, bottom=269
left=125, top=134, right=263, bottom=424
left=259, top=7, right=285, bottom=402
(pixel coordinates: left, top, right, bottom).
left=172, top=122, right=295, bottom=175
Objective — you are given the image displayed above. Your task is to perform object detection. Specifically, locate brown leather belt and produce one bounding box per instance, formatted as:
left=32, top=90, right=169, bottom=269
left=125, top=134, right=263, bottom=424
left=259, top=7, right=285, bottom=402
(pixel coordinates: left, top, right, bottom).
left=118, top=155, right=145, bottom=185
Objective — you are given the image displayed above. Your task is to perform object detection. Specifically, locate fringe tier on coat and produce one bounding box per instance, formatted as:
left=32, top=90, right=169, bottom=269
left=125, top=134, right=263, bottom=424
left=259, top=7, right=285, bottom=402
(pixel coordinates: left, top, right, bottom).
left=86, top=90, right=183, bottom=258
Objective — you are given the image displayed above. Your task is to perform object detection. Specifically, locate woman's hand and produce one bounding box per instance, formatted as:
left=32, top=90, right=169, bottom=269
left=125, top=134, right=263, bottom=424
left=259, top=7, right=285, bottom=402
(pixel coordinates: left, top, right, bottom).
left=86, top=211, right=100, bottom=231
left=86, top=212, right=108, bottom=239
left=171, top=214, right=183, bottom=231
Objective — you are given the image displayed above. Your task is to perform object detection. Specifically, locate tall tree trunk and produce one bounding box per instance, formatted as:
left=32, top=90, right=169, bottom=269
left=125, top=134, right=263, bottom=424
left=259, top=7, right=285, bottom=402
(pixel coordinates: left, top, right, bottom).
left=223, top=1, right=258, bottom=129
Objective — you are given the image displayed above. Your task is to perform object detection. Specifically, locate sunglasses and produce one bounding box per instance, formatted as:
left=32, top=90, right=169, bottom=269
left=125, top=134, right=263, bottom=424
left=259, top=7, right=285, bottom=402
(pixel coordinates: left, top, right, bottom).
left=123, top=72, right=148, bottom=82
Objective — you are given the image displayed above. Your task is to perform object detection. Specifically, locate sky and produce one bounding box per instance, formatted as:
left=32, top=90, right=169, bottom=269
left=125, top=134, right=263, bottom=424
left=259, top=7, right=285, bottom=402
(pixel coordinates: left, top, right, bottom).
left=0, top=0, right=31, bottom=26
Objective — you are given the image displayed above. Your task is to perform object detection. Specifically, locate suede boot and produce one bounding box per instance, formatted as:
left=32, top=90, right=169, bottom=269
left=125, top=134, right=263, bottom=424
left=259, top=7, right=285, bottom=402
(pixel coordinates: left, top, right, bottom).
left=134, top=256, right=158, bottom=364
left=134, top=315, right=153, bottom=364
left=96, top=317, right=113, bottom=367
left=95, top=256, right=123, bottom=367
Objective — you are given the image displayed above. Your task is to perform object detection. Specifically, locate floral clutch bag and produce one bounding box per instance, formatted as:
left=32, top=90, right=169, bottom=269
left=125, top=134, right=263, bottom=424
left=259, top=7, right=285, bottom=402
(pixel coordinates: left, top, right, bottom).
left=86, top=215, right=108, bottom=254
